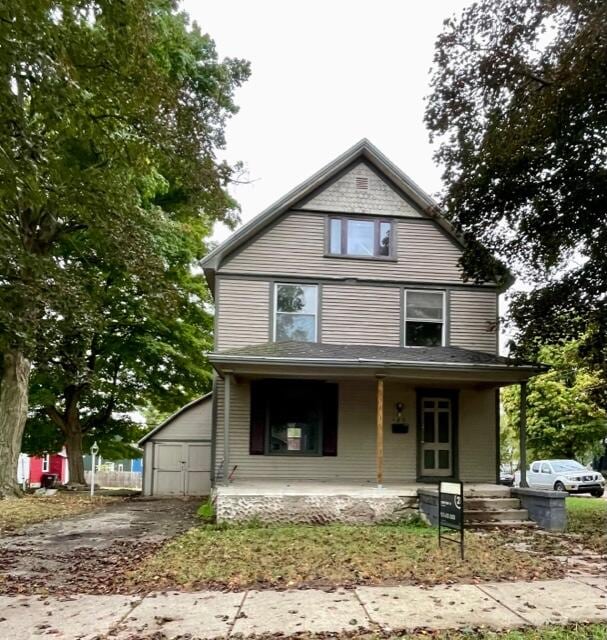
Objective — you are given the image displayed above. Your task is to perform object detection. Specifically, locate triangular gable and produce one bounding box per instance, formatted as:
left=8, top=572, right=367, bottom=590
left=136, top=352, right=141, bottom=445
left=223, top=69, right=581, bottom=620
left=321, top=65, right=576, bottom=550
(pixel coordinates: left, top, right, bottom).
left=297, top=161, right=422, bottom=217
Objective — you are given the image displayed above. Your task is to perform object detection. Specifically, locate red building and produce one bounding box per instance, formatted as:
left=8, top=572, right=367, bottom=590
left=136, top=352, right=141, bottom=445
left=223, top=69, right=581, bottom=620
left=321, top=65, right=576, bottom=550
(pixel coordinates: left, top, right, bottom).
left=28, top=450, right=69, bottom=487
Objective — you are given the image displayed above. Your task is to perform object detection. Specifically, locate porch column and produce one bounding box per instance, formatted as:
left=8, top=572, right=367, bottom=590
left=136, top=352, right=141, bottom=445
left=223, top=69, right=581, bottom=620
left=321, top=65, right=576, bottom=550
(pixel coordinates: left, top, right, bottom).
left=376, top=376, right=384, bottom=488
left=223, top=372, right=232, bottom=485
left=519, top=381, right=528, bottom=488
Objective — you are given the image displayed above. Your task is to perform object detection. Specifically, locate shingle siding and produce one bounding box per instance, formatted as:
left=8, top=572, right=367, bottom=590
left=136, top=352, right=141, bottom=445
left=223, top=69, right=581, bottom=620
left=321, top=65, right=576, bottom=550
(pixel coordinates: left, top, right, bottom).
left=299, top=161, right=422, bottom=217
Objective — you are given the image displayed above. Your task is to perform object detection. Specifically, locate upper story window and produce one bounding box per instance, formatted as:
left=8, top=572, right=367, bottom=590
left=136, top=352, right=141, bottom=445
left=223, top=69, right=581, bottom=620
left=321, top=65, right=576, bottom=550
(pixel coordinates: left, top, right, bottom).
left=328, top=216, right=393, bottom=258
left=404, top=290, right=445, bottom=347
left=274, top=283, right=318, bottom=342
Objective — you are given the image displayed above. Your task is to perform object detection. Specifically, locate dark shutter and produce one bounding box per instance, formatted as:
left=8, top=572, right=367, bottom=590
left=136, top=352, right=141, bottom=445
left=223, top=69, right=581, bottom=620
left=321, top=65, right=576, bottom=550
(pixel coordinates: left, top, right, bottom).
left=321, top=383, right=339, bottom=456
left=249, top=380, right=267, bottom=455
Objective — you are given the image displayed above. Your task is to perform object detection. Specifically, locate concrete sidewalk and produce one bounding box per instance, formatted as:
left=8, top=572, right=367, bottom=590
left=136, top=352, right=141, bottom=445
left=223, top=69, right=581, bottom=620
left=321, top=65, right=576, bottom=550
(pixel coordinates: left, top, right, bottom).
left=1, top=577, right=606, bottom=639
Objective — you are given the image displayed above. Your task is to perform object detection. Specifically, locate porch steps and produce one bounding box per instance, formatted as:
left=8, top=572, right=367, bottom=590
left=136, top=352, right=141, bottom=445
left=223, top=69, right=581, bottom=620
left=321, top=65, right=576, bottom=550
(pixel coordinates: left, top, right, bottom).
left=464, top=495, right=535, bottom=529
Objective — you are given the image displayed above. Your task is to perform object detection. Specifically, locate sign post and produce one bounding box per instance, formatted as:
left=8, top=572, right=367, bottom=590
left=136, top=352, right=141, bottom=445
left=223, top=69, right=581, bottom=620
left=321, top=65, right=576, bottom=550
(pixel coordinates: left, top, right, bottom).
left=438, top=481, right=464, bottom=560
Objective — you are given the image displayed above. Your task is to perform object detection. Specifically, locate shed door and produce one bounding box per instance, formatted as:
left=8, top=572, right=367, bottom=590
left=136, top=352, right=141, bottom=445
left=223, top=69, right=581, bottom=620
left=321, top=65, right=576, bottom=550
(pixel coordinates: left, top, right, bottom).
left=153, top=442, right=210, bottom=496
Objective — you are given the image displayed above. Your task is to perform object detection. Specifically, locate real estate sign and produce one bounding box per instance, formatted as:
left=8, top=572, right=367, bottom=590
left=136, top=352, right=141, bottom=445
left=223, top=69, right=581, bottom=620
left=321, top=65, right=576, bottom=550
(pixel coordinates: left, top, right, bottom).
left=438, top=481, right=464, bottom=559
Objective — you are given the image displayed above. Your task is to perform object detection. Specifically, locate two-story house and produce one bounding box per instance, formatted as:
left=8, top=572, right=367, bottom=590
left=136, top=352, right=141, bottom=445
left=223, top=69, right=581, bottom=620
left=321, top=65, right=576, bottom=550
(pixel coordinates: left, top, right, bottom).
left=142, top=140, right=540, bottom=522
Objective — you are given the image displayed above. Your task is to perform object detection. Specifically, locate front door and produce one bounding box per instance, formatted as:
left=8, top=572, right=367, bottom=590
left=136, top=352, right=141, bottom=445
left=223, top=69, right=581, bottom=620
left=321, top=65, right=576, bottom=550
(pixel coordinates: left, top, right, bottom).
left=420, top=397, right=453, bottom=477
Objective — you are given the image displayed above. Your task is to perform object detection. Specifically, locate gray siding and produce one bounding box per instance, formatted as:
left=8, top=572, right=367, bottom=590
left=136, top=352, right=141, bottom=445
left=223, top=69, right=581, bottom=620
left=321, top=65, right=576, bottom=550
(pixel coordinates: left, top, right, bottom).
left=216, top=378, right=496, bottom=483
left=216, top=278, right=270, bottom=350
left=449, top=290, right=498, bottom=354
left=221, top=211, right=466, bottom=284
left=322, top=284, right=401, bottom=346
left=150, top=398, right=213, bottom=441
left=300, top=161, right=422, bottom=217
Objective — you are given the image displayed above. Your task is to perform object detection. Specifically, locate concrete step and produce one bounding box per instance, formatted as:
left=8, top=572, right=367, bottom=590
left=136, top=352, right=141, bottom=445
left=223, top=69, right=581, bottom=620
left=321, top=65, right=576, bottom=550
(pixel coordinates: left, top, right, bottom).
left=466, top=519, right=537, bottom=529
left=465, top=508, right=529, bottom=523
left=464, top=498, right=521, bottom=511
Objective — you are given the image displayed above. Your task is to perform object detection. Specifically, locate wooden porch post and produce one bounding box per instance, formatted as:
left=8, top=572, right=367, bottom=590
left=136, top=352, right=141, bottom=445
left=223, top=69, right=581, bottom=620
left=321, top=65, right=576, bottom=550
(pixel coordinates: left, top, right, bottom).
left=376, top=376, right=384, bottom=488
left=223, top=373, right=232, bottom=485
left=519, top=381, right=529, bottom=488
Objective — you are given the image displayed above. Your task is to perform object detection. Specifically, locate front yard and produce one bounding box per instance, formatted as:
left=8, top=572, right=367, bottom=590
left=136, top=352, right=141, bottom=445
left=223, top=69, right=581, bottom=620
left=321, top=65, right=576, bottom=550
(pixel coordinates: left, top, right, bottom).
left=0, top=493, right=116, bottom=533
left=131, top=520, right=564, bottom=591
left=566, top=496, right=607, bottom=553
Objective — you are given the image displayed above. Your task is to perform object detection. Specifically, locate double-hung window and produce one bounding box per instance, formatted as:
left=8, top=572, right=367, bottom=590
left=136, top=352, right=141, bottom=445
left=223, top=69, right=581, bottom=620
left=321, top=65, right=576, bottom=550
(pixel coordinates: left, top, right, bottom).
left=42, top=454, right=50, bottom=473
left=328, top=217, right=392, bottom=258
left=274, top=283, right=318, bottom=342
left=404, top=290, right=445, bottom=346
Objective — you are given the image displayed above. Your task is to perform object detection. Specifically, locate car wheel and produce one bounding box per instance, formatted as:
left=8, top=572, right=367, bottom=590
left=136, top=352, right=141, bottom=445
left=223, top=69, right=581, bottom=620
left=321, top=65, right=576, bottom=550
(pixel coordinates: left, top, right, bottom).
left=554, top=481, right=567, bottom=492
left=591, top=489, right=605, bottom=498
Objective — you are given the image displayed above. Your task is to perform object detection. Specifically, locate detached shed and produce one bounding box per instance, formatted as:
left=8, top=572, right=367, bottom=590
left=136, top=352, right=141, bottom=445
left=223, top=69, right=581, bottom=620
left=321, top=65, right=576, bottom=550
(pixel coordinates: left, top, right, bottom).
left=139, top=393, right=213, bottom=496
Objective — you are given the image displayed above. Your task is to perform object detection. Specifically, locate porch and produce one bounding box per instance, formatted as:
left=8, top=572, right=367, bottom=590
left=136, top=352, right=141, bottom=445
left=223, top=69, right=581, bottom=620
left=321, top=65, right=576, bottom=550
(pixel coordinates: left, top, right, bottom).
left=213, top=478, right=514, bottom=524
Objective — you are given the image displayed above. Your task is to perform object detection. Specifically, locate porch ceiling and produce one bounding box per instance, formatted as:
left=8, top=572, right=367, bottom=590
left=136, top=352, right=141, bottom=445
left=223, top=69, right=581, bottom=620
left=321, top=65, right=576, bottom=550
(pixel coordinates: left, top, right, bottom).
left=209, top=341, right=545, bottom=386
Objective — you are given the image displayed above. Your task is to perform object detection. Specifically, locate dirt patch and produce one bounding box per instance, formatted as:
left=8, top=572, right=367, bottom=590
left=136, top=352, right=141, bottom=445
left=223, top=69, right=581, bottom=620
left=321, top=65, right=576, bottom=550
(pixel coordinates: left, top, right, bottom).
left=0, top=498, right=198, bottom=595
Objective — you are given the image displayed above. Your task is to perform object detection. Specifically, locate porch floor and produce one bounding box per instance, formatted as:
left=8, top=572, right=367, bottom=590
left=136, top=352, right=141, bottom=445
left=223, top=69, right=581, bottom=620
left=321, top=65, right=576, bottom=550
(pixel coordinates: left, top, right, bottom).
left=215, top=478, right=510, bottom=499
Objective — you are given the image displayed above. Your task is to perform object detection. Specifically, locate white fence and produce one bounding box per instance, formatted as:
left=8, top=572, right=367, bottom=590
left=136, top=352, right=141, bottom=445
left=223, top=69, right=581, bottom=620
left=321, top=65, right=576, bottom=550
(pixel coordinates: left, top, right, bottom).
left=84, top=470, right=142, bottom=489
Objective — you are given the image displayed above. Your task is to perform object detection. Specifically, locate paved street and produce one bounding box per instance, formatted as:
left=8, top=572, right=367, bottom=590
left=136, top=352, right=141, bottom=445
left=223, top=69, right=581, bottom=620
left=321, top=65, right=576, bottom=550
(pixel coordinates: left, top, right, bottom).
left=1, top=576, right=607, bottom=639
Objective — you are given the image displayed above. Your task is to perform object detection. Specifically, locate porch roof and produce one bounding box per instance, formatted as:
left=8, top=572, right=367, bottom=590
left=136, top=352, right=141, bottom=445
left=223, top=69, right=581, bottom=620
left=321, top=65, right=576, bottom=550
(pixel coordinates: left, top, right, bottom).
left=209, top=341, right=545, bottom=384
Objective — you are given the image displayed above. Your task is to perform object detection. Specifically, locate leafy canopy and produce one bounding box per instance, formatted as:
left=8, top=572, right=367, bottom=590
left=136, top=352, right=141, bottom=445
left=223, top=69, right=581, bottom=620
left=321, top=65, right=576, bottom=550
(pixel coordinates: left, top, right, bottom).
left=425, top=0, right=607, bottom=385
left=502, top=340, right=607, bottom=461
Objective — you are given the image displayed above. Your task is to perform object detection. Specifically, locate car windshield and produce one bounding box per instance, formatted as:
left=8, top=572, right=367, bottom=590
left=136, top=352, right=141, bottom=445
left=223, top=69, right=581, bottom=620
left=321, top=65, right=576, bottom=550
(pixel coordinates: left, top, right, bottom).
left=551, top=460, right=586, bottom=472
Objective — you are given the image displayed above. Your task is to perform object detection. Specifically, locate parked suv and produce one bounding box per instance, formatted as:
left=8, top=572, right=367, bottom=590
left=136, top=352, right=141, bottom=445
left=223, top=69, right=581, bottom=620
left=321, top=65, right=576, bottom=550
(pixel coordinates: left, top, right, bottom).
left=527, top=459, right=605, bottom=497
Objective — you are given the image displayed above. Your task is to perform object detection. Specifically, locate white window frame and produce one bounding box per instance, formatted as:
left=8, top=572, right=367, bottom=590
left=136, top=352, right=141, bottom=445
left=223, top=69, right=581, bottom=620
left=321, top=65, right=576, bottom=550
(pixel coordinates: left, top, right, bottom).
left=403, top=289, right=446, bottom=347
left=273, top=282, right=319, bottom=343
left=41, top=454, right=50, bottom=473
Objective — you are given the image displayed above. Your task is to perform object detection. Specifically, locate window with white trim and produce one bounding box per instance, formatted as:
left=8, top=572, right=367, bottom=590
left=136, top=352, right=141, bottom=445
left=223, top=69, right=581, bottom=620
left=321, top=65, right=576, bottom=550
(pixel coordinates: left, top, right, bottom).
left=328, top=217, right=392, bottom=258
left=41, top=454, right=50, bottom=473
left=274, top=283, right=318, bottom=342
left=404, top=290, right=445, bottom=346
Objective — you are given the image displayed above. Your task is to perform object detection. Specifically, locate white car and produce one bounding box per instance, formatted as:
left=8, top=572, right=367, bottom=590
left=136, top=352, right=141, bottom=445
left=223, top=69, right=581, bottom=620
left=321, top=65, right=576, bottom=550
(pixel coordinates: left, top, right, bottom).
left=526, top=459, right=605, bottom=497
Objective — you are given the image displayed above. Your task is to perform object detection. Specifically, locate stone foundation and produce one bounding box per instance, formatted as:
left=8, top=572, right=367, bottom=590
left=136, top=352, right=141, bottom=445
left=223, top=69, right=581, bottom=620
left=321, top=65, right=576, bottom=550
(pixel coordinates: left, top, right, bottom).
left=215, top=493, right=418, bottom=524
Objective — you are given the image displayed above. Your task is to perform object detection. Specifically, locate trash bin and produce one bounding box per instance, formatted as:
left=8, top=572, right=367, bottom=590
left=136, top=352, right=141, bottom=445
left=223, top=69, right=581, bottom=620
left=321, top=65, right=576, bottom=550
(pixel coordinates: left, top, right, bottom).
left=41, top=473, right=58, bottom=489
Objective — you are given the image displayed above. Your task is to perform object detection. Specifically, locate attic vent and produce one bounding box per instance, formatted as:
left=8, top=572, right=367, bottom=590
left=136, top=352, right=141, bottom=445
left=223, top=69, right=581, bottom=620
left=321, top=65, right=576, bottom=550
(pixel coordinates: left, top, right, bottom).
left=355, top=176, right=369, bottom=190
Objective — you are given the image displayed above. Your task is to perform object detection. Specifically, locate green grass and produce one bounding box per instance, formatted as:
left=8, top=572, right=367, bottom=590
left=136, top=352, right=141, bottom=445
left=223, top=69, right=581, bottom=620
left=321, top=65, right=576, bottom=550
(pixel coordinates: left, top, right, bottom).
left=566, top=497, right=607, bottom=553
left=132, top=521, right=563, bottom=591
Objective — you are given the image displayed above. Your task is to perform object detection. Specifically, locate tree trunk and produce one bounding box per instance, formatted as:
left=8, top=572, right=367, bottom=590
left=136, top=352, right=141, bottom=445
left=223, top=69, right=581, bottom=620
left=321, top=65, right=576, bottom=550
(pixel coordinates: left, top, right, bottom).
left=0, top=350, right=31, bottom=498
left=64, top=424, right=86, bottom=486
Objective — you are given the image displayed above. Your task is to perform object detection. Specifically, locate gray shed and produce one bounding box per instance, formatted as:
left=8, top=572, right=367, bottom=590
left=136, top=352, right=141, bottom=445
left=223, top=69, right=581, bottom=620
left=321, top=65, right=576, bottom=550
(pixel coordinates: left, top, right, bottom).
left=139, top=393, right=213, bottom=496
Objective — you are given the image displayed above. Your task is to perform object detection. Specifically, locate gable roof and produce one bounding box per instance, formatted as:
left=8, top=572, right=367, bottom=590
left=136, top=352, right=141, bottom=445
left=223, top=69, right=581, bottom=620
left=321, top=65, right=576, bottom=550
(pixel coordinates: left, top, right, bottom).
left=201, top=139, right=513, bottom=290
left=137, top=392, right=212, bottom=446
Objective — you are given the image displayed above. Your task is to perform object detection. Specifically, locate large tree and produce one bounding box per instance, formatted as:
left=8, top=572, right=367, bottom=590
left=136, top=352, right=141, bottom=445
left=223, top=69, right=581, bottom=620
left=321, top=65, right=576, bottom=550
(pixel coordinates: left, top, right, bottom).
left=425, top=0, right=607, bottom=386
left=0, top=1, right=249, bottom=496
left=502, top=341, right=607, bottom=460
left=26, top=211, right=215, bottom=485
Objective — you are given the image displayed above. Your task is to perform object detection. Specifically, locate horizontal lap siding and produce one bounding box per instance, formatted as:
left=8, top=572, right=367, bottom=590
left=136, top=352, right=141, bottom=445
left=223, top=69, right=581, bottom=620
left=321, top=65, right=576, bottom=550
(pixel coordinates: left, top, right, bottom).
left=222, top=379, right=417, bottom=482
left=221, top=212, right=465, bottom=284
left=216, top=278, right=269, bottom=350
left=449, top=290, right=498, bottom=354
left=322, top=284, right=400, bottom=346
left=458, top=389, right=496, bottom=482
left=152, top=400, right=212, bottom=441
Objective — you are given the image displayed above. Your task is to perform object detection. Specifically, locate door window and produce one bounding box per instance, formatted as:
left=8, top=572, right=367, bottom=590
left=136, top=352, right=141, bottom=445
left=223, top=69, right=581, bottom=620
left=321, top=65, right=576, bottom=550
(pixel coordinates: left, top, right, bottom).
left=541, top=463, right=551, bottom=474
left=531, top=462, right=540, bottom=473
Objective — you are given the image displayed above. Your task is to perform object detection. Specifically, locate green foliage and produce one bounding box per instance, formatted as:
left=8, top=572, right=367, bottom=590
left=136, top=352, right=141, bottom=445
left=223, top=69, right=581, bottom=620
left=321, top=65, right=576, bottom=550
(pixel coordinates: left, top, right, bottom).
left=196, top=499, right=215, bottom=521
left=0, top=2, right=249, bottom=470
left=502, top=341, right=607, bottom=461
left=425, top=0, right=607, bottom=389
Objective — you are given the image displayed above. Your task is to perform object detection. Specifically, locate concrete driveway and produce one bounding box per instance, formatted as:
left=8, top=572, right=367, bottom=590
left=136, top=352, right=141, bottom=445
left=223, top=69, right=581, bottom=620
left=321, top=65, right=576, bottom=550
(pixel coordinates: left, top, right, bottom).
left=0, top=498, right=198, bottom=595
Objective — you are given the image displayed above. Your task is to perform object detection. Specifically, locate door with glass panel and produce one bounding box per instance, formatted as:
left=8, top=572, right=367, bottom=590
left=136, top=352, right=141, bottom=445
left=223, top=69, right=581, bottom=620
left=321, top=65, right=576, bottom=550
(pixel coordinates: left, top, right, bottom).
left=420, top=397, right=452, bottom=476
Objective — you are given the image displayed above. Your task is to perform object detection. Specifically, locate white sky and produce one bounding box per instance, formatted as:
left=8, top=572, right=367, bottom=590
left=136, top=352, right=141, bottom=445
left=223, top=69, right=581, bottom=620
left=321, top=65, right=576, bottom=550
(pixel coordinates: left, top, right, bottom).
left=181, top=0, right=514, bottom=352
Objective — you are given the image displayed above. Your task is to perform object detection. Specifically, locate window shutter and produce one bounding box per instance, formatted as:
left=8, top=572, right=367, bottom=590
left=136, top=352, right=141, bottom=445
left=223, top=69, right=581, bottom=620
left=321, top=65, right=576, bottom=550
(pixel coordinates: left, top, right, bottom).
left=249, top=381, right=267, bottom=455
left=321, top=383, right=339, bottom=456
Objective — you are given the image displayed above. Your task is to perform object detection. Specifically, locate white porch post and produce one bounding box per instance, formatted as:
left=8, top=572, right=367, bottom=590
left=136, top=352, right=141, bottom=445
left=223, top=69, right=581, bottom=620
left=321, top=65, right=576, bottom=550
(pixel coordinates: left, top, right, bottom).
left=519, top=381, right=529, bottom=488
left=376, top=376, right=384, bottom=488
left=223, top=373, right=232, bottom=485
